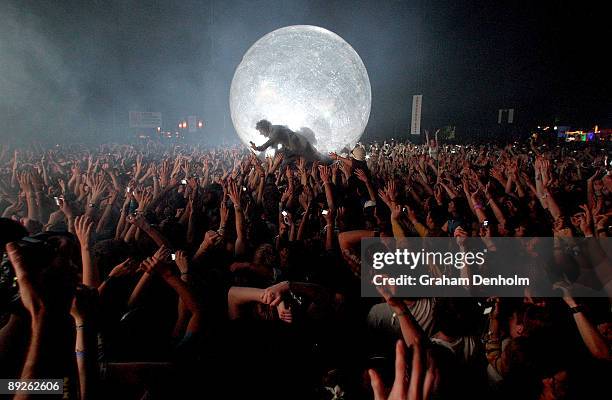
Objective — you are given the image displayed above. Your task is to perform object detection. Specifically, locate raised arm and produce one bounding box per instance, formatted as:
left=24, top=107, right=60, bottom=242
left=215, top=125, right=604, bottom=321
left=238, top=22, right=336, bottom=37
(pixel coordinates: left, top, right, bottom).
left=554, top=281, right=610, bottom=360
left=126, top=213, right=172, bottom=248
left=227, top=180, right=247, bottom=256
left=324, top=208, right=335, bottom=251
left=355, top=168, right=377, bottom=202
left=484, top=184, right=507, bottom=226
left=318, top=165, right=336, bottom=211
left=376, top=284, right=427, bottom=349
left=192, top=231, right=223, bottom=263
left=338, top=229, right=376, bottom=254
left=587, top=169, right=603, bottom=210
left=227, top=286, right=264, bottom=320
left=143, top=254, right=204, bottom=335
left=128, top=247, right=170, bottom=308
left=75, top=215, right=99, bottom=287
left=71, top=285, right=99, bottom=400
left=96, top=189, right=118, bottom=234
left=85, top=174, right=109, bottom=219
left=6, top=242, right=78, bottom=399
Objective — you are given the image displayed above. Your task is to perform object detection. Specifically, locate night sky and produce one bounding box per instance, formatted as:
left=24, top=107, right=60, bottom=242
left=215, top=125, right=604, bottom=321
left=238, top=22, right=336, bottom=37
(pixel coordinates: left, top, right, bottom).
left=1, top=0, right=609, bottom=144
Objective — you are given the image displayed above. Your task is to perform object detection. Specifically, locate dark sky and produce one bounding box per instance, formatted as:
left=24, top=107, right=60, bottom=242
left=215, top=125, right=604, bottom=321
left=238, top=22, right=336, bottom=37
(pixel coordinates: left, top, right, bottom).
left=1, top=0, right=610, bottom=144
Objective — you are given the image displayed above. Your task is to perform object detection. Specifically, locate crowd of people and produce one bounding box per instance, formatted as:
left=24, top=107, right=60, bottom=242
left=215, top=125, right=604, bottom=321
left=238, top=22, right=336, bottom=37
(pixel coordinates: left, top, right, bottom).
left=0, top=132, right=611, bottom=399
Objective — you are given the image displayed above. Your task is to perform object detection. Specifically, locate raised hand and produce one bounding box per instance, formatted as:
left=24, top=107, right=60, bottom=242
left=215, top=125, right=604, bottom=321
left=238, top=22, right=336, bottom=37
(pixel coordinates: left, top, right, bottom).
left=58, top=178, right=67, bottom=194
left=134, top=154, right=144, bottom=178
left=17, top=172, right=33, bottom=194
left=71, top=161, right=81, bottom=178
left=354, top=168, right=369, bottom=183
left=470, top=187, right=484, bottom=206
left=159, top=160, right=170, bottom=187
left=330, top=161, right=339, bottom=179
left=385, top=180, right=398, bottom=203
left=89, top=174, right=109, bottom=204
left=133, top=190, right=153, bottom=211
left=71, top=285, right=98, bottom=326
left=170, top=157, right=182, bottom=182
left=107, top=188, right=119, bottom=205
left=150, top=245, right=173, bottom=277
left=368, top=340, right=432, bottom=400
left=58, top=197, right=74, bottom=218
left=577, top=204, right=593, bottom=236
left=181, top=158, right=190, bottom=179
left=339, top=161, right=351, bottom=179
left=310, top=160, right=319, bottom=180
left=594, top=214, right=609, bottom=235
left=552, top=217, right=573, bottom=238
left=272, top=152, right=284, bottom=170
left=280, top=185, right=294, bottom=204
left=126, top=212, right=149, bottom=230
left=296, top=157, right=306, bottom=173
left=454, top=226, right=469, bottom=247
left=390, top=203, right=403, bottom=221
left=552, top=279, right=577, bottom=307
left=199, top=230, right=223, bottom=252
left=219, top=201, right=230, bottom=227
left=378, top=187, right=392, bottom=208
left=318, top=165, right=331, bottom=183
left=142, top=163, right=156, bottom=181
left=299, top=187, right=313, bottom=211
left=74, top=215, right=94, bottom=248
left=433, top=185, right=444, bottom=204
left=29, top=170, right=43, bottom=192
left=175, top=250, right=189, bottom=274
left=284, top=165, right=293, bottom=182
left=227, top=180, right=242, bottom=209
left=108, top=258, right=138, bottom=278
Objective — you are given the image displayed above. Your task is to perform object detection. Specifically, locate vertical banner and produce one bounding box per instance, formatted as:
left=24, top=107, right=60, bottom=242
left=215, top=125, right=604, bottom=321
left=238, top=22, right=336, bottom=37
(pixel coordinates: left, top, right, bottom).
left=187, top=116, right=197, bottom=133
left=507, top=109, right=514, bottom=124
left=498, top=109, right=503, bottom=124
left=411, top=94, right=422, bottom=135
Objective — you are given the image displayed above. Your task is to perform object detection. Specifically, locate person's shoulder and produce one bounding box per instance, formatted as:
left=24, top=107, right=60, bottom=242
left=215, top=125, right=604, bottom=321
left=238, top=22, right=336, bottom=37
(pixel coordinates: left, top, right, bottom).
left=272, top=125, right=292, bottom=134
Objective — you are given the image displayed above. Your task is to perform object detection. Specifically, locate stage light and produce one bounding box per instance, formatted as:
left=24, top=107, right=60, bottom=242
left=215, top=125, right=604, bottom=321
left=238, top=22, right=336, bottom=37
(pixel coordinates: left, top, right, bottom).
left=230, top=25, right=371, bottom=153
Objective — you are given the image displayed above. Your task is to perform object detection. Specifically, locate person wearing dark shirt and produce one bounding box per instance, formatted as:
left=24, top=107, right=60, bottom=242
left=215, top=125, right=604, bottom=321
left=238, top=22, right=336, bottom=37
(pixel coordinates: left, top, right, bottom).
left=250, top=119, right=321, bottom=162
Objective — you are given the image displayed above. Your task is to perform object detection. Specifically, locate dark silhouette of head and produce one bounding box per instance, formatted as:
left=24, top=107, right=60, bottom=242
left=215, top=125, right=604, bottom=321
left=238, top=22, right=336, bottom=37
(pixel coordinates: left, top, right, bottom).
left=255, top=119, right=272, bottom=136
left=0, top=218, right=27, bottom=256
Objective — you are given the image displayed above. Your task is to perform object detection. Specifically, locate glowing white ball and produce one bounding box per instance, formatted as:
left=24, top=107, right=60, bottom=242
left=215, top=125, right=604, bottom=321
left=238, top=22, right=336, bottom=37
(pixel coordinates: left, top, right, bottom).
left=230, top=25, right=371, bottom=154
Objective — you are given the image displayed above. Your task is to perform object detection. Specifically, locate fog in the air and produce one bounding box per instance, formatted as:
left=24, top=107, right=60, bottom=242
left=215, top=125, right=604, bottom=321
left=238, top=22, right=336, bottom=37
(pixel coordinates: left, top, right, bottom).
left=1, top=0, right=609, bottom=145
